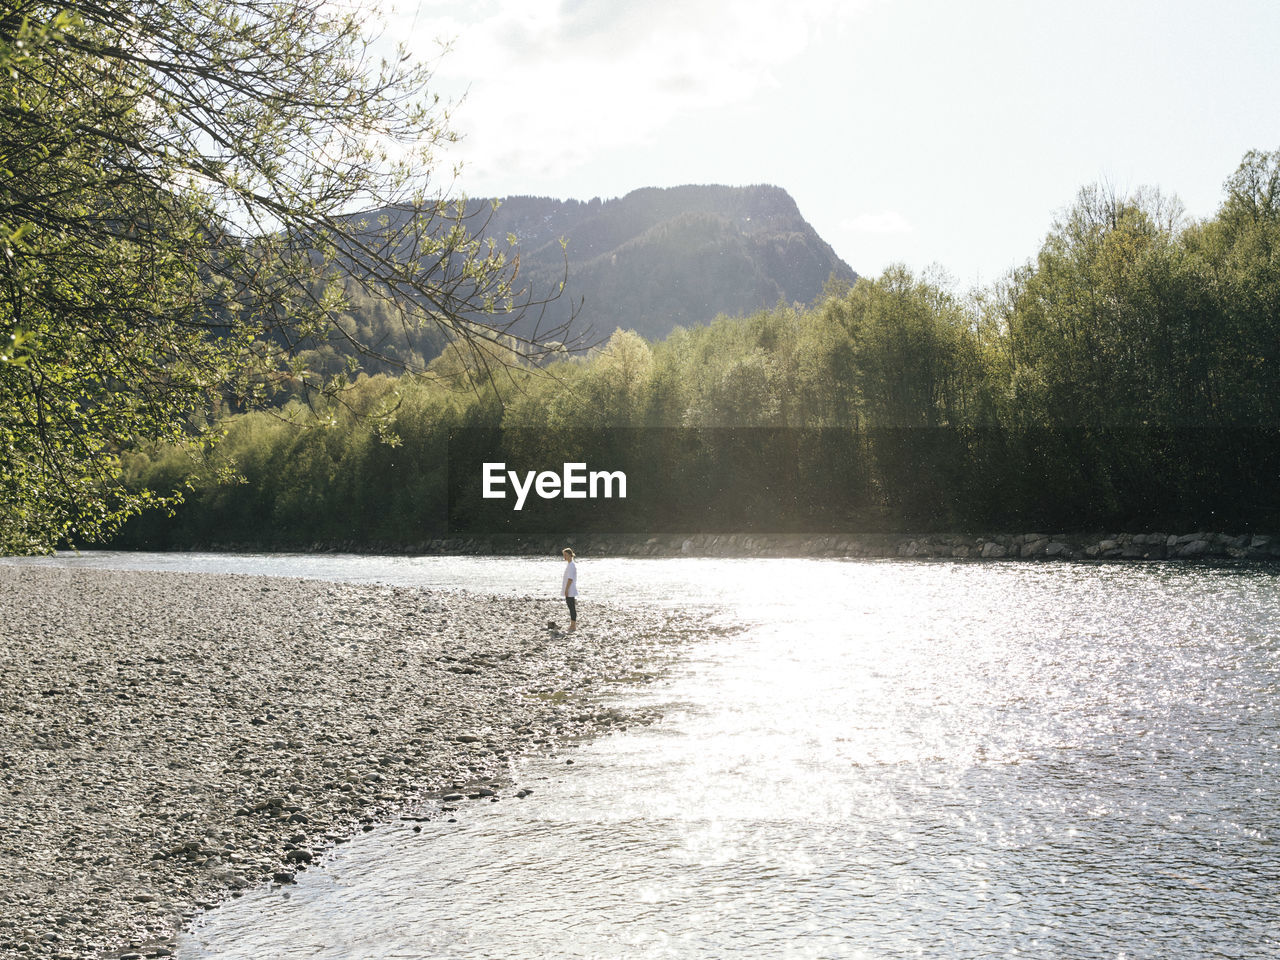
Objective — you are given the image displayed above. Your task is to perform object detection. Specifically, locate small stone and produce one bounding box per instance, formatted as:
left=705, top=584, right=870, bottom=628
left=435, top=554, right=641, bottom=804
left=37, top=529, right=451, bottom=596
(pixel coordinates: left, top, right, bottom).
left=1020, top=538, right=1049, bottom=558
left=1177, top=539, right=1209, bottom=558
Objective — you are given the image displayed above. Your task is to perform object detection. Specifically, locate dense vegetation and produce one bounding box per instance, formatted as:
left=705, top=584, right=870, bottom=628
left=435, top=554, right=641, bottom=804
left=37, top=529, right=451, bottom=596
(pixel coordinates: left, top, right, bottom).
left=0, top=1, right=570, bottom=554
left=115, top=151, right=1280, bottom=547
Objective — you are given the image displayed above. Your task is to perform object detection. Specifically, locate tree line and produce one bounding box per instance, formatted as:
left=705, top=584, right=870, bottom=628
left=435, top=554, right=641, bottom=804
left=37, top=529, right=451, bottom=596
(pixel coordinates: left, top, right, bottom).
left=114, top=150, right=1280, bottom=547
left=1, top=0, right=575, bottom=554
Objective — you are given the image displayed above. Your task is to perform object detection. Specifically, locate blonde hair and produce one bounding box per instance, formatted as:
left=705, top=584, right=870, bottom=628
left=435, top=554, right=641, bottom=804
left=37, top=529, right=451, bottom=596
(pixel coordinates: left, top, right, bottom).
left=562, top=547, right=575, bottom=558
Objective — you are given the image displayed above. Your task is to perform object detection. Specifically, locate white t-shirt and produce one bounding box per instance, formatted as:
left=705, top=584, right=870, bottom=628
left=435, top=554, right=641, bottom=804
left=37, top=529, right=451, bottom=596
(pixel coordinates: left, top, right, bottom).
left=562, top=560, right=578, bottom=598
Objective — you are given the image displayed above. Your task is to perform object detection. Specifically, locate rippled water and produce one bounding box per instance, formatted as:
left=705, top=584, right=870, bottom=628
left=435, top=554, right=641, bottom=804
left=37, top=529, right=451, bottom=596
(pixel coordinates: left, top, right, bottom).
left=11, top=553, right=1279, bottom=957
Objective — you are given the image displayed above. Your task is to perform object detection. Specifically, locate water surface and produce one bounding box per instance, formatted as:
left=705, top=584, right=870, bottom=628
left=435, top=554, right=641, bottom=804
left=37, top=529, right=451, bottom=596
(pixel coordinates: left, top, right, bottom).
left=10, top=553, right=1278, bottom=957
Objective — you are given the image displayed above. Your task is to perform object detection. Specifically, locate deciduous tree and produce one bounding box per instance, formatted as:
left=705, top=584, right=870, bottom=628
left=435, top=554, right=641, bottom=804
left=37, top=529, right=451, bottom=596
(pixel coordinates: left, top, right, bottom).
left=0, top=0, right=573, bottom=552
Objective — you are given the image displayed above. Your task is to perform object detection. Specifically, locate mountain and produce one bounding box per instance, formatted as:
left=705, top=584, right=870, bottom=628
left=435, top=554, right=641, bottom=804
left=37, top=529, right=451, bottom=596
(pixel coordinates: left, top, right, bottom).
left=474, top=184, right=857, bottom=342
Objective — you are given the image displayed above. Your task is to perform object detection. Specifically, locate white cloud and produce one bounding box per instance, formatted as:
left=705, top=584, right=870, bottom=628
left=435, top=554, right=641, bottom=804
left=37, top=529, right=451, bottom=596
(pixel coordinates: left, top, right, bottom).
left=405, top=0, right=867, bottom=189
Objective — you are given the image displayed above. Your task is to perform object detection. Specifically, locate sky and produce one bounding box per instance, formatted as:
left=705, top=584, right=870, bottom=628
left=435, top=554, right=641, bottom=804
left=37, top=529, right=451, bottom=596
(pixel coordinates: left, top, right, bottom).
left=398, top=0, right=1280, bottom=288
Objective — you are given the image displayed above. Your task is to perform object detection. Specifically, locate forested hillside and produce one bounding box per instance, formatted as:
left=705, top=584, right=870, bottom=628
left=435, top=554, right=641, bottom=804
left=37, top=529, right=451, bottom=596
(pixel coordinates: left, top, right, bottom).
left=292, top=185, right=854, bottom=379
left=115, top=150, right=1280, bottom=547
left=364, top=185, right=856, bottom=344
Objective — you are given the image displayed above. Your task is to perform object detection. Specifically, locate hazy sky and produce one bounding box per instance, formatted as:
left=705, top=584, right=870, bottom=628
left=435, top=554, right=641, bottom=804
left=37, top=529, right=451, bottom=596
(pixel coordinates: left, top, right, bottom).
left=404, top=0, right=1280, bottom=288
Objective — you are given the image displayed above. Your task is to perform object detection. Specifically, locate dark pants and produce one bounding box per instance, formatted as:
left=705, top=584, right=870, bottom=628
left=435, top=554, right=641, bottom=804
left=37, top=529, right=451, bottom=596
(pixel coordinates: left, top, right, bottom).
left=565, top=596, right=577, bottom=621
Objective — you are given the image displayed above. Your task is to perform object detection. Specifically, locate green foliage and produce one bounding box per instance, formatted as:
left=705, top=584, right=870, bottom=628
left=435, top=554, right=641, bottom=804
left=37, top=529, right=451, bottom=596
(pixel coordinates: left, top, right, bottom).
left=113, top=149, right=1280, bottom=546
left=0, top=1, right=571, bottom=553
left=988, top=167, right=1280, bottom=527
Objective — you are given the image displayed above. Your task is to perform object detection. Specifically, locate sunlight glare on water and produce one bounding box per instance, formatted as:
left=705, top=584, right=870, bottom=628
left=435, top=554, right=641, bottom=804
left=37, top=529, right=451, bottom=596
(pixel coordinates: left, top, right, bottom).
left=13, top=553, right=1277, bottom=958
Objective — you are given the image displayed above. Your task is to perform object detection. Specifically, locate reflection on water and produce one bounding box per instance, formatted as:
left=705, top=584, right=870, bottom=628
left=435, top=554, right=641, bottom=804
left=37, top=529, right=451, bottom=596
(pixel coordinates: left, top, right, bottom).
left=13, top=554, right=1278, bottom=957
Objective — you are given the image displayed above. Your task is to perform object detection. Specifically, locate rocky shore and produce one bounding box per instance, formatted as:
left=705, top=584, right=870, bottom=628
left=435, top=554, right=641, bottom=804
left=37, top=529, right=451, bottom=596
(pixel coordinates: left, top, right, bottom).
left=209, top=530, right=1280, bottom=561
left=0, top=567, right=711, bottom=959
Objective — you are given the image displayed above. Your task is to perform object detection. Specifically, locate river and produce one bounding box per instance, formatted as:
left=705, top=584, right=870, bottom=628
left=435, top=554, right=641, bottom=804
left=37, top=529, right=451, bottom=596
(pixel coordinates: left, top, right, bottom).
left=10, top=552, right=1279, bottom=958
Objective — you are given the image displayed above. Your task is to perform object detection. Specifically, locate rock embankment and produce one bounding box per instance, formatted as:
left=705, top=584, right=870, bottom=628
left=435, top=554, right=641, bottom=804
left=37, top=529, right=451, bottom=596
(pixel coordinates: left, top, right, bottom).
left=881, top=530, right=1278, bottom=561
left=260, top=531, right=1279, bottom=561
left=0, top=567, right=707, bottom=960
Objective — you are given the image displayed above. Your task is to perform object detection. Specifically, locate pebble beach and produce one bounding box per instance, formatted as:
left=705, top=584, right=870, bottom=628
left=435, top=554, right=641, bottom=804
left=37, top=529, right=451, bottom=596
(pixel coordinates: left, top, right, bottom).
left=0, top=566, right=708, bottom=959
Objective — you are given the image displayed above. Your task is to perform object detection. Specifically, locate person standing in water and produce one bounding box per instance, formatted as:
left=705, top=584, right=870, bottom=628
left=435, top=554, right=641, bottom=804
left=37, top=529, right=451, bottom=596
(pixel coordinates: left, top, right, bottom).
left=561, top=547, right=578, bottom=631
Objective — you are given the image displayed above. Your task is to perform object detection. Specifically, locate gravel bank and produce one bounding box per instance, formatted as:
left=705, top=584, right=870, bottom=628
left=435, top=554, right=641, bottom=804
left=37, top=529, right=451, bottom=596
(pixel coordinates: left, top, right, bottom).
left=0, top=567, right=711, bottom=959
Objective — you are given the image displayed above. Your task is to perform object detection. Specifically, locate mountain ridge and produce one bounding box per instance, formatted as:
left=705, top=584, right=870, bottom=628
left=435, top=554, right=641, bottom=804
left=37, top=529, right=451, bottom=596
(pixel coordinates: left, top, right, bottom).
left=462, top=183, right=856, bottom=342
